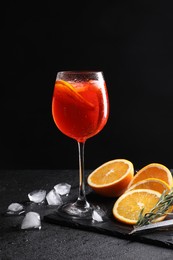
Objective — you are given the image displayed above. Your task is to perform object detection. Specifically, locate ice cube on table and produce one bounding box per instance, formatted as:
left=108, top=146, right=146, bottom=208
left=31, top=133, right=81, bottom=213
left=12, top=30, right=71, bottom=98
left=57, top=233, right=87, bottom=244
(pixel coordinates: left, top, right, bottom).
left=92, top=206, right=107, bottom=222
left=7, top=203, right=25, bottom=215
left=46, top=189, right=63, bottom=205
left=54, top=183, right=71, bottom=196
left=21, top=212, right=41, bottom=230
left=28, top=189, right=46, bottom=203
left=92, top=210, right=103, bottom=222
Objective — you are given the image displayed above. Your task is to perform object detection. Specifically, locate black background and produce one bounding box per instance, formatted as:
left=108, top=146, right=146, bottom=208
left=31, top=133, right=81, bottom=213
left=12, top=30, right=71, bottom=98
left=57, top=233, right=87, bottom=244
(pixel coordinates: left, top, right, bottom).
left=2, top=1, right=173, bottom=170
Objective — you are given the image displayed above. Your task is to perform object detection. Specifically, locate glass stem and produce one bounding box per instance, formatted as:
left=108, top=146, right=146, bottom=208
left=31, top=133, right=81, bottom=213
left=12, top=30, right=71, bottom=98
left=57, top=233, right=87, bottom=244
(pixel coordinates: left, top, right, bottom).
left=76, top=141, right=89, bottom=208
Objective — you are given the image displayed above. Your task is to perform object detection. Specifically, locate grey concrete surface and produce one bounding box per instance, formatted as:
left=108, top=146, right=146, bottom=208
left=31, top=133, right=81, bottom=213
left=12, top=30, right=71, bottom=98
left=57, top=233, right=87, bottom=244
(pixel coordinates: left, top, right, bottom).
left=0, top=170, right=173, bottom=260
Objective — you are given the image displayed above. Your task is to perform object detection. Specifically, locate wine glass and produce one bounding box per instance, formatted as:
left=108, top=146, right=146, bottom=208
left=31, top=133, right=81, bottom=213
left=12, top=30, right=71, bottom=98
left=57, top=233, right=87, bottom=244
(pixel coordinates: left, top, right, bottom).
left=52, top=71, right=109, bottom=219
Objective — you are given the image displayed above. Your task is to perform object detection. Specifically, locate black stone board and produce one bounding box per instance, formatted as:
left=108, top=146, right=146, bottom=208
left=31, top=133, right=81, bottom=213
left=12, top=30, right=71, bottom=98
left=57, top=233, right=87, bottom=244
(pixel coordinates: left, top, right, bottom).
left=44, top=191, right=173, bottom=249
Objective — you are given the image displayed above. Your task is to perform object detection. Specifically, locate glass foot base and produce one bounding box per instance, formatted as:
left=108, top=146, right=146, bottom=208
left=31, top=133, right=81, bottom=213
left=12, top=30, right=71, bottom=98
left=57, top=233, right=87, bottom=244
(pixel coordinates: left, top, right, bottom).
left=57, top=201, right=94, bottom=220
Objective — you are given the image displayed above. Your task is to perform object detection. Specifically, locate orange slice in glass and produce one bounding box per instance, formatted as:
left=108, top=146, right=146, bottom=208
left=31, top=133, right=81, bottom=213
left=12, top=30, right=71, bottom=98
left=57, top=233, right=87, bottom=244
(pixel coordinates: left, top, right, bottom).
left=55, top=80, right=94, bottom=109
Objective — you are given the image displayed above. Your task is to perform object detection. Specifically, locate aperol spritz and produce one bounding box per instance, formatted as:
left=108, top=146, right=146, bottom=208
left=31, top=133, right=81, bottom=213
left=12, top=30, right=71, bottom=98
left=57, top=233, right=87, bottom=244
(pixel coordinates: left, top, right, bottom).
left=52, top=71, right=109, bottom=219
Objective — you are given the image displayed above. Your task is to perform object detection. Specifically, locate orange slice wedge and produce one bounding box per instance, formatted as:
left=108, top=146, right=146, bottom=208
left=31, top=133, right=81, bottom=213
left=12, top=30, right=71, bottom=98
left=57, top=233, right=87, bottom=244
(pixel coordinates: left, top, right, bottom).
left=128, top=163, right=173, bottom=188
left=55, top=80, right=94, bottom=109
left=87, top=159, right=134, bottom=197
left=112, top=189, right=165, bottom=225
left=126, top=178, right=171, bottom=194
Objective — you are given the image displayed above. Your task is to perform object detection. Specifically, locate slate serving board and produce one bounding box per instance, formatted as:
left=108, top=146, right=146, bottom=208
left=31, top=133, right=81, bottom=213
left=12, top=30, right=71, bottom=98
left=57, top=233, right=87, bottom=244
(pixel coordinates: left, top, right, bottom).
left=44, top=191, right=173, bottom=249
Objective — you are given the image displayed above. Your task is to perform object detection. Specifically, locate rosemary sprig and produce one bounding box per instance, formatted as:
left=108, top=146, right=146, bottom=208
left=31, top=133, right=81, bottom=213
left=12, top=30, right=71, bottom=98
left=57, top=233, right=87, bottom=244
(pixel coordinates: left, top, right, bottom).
left=136, top=188, right=173, bottom=227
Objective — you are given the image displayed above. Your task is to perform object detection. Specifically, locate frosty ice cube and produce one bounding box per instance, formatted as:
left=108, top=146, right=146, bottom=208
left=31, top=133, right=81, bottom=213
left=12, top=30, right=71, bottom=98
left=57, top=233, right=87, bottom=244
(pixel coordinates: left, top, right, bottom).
left=7, top=203, right=25, bottom=215
left=92, top=206, right=107, bottom=222
left=28, top=189, right=46, bottom=203
left=46, top=189, right=63, bottom=205
left=21, top=212, right=41, bottom=230
left=92, top=210, right=103, bottom=222
left=54, top=183, right=71, bottom=196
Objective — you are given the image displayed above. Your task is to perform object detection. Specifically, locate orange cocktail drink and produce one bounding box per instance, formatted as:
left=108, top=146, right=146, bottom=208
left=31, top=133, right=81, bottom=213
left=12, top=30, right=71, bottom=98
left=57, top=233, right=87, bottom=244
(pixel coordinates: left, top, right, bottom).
left=51, top=71, right=109, bottom=219
left=52, top=79, right=109, bottom=143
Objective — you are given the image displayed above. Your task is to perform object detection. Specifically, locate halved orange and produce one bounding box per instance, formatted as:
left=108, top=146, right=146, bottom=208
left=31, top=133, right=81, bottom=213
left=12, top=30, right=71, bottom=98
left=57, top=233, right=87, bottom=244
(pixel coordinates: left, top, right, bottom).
left=87, top=159, right=134, bottom=197
left=126, top=178, right=171, bottom=194
left=55, top=80, right=94, bottom=109
left=128, top=163, right=173, bottom=188
left=112, top=189, right=165, bottom=225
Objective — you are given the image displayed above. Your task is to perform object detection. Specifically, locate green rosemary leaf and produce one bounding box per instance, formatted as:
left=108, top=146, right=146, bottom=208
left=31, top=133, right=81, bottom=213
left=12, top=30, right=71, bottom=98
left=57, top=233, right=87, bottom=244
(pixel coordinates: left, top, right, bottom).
left=136, top=188, right=173, bottom=227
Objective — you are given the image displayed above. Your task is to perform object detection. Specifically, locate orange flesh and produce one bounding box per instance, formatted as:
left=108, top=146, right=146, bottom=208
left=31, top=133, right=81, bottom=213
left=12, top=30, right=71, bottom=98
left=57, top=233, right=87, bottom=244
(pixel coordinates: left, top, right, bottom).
left=128, top=179, right=170, bottom=194
left=133, top=167, right=170, bottom=185
left=90, top=162, right=129, bottom=185
left=116, top=191, right=160, bottom=220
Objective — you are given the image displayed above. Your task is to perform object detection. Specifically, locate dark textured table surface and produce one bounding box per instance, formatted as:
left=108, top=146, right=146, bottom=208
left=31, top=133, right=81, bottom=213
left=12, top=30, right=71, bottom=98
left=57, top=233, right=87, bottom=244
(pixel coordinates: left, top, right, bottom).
left=1, top=169, right=173, bottom=260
